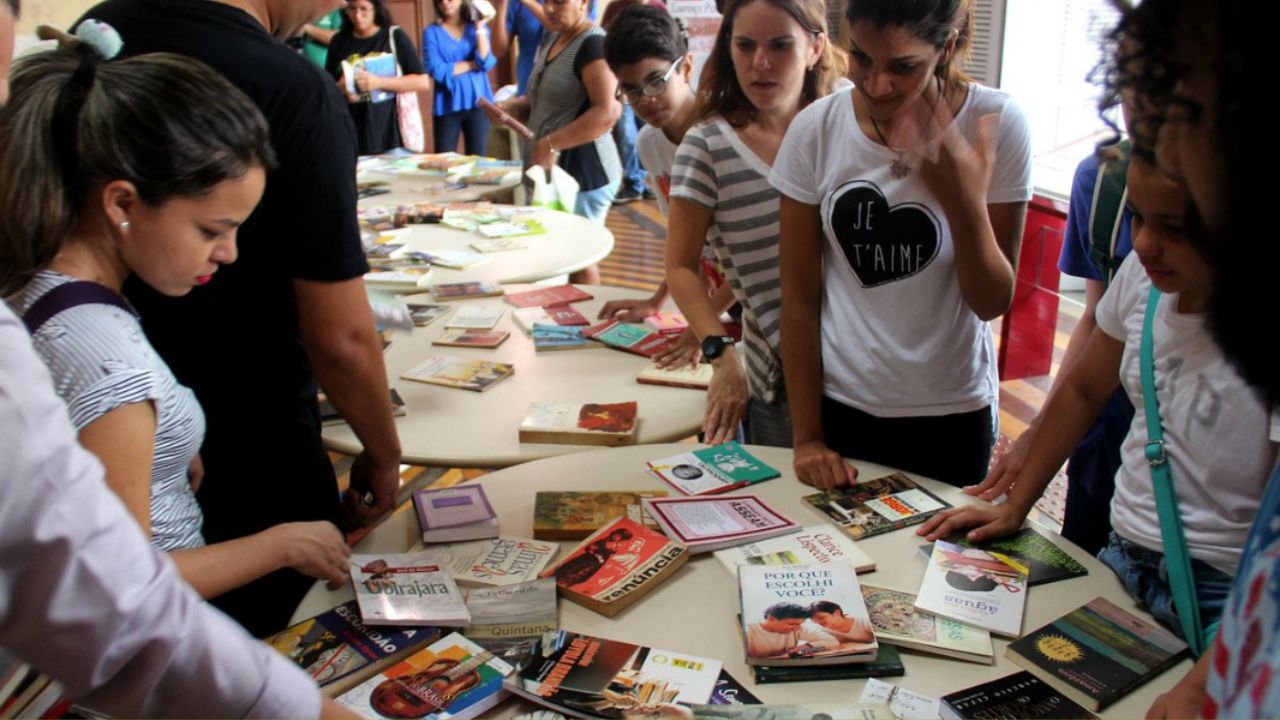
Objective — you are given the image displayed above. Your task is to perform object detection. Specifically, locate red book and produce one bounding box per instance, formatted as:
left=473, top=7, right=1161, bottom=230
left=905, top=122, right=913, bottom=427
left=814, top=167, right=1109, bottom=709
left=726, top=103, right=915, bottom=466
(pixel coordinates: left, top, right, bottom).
left=547, top=304, right=589, bottom=326
left=504, top=284, right=594, bottom=309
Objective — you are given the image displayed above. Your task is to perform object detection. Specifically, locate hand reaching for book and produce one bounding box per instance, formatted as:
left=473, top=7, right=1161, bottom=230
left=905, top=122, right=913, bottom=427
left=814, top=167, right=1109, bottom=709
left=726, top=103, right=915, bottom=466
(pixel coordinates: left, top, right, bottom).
left=915, top=500, right=1024, bottom=545
left=278, top=520, right=352, bottom=590
left=964, top=429, right=1030, bottom=502
left=653, top=330, right=700, bottom=370
left=793, top=440, right=857, bottom=491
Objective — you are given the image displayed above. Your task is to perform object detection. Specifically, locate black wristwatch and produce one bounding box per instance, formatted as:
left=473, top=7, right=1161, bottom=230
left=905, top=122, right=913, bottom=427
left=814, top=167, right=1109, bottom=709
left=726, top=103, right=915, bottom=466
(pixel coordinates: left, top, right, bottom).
left=701, top=335, right=736, bottom=361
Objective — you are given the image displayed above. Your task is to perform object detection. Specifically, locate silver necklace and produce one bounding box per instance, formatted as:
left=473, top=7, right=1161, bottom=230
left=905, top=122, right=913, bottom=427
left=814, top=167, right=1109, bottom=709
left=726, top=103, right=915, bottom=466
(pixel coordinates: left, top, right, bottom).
left=869, top=75, right=945, bottom=180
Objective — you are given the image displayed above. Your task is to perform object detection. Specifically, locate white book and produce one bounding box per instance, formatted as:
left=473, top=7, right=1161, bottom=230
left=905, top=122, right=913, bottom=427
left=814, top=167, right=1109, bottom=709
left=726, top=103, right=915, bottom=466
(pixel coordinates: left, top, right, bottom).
left=446, top=306, right=503, bottom=330
left=914, top=539, right=1028, bottom=638
left=512, top=307, right=552, bottom=334
left=425, top=536, right=559, bottom=586
left=350, top=552, right=471, bottom=627
left=713, top=525, right=876, bottom=576
left=738, top=561, right=878, bottom=666
left=643, top=495, right=799, bottom=554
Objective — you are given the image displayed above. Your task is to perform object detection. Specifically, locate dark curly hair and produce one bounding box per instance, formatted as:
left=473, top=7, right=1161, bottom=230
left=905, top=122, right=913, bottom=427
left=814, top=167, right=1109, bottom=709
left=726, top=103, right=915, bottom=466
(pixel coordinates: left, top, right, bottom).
left=604, top=5, right=688, bottom=69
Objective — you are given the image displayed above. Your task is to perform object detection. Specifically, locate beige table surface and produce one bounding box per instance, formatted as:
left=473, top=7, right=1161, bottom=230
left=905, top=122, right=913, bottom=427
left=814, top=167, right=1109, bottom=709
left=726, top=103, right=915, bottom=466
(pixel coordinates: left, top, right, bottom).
left=323, top=286, right=706, bottom=467
left=294, top=444, right=1190, bottom=718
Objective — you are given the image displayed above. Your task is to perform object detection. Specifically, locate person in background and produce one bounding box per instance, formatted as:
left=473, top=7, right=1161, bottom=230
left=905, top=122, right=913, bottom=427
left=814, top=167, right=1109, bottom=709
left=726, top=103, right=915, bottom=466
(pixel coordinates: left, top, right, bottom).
left=425, top=0, right=496, bottom=155
left=80, top=0, right=404, bottom=638
left=327, top=0, right=432, bottom=155
left=491, top=0, right=596, bottom=96
left=600, top=0, right=666, bottom=205
left=0, top=7, right=353, bottom=718
left=300, top=9, right=343, bottom=69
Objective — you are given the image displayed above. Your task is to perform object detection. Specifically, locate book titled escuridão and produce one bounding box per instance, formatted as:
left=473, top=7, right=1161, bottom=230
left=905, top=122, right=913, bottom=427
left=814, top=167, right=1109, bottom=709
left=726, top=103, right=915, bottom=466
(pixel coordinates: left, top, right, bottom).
left=350, top=552, right=471, bottom=627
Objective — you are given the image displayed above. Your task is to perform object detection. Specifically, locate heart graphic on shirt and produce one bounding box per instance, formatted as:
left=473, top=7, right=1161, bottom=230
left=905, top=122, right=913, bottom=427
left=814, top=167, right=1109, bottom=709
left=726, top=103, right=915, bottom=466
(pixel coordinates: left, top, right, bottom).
left=825, top=180, right=940, bottom=288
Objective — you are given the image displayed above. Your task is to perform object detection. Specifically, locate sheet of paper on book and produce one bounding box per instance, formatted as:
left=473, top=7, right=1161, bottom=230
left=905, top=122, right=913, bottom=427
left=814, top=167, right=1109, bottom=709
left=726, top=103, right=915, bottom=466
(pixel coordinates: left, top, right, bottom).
left=859, top=679, right=942, bottom=720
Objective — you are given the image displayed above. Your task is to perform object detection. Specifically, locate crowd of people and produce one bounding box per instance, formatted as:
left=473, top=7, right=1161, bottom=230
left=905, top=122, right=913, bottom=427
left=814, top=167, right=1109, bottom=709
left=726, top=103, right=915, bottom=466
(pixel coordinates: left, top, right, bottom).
left=0, top=0, right=1275, bottom=717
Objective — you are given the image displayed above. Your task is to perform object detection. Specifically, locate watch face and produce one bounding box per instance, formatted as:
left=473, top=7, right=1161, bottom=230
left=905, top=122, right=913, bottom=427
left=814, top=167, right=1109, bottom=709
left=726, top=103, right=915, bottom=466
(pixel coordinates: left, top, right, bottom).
left=701, top=335, right=724, bottom=359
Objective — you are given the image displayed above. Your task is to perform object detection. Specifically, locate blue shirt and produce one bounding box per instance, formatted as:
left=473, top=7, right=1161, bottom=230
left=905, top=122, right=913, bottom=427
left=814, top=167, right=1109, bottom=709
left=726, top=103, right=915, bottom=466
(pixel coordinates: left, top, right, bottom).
left=1058, top=151, right=1134, bottom=280
left=423, top=23, right=496, bottom=116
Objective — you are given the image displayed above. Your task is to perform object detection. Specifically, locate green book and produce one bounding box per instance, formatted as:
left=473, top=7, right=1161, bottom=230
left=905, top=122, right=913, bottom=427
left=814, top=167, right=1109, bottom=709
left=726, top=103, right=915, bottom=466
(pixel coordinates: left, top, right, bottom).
left=752, top=644, right=904, bottom=684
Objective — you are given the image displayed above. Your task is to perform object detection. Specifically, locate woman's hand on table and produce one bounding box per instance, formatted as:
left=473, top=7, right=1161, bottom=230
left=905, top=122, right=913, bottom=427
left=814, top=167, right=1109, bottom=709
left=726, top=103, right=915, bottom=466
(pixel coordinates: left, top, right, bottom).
left=703, top=355, right=748, bottom=444
left=276, top=521, right=352, bottom=590
left=915, top=498, right=1024, bottom=543
left=964, top=429, right=1030, bottom=501
left=597, top=297, right=660, bottom=323
left=653, top=330, right=701, bottom=370
left=793, top=440, right=857, bottom=490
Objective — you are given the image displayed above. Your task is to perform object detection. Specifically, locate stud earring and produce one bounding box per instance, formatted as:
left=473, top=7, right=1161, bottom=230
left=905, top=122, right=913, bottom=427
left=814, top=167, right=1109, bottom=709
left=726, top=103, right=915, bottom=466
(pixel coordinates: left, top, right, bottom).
left=120, top=221, right=130, bottom=232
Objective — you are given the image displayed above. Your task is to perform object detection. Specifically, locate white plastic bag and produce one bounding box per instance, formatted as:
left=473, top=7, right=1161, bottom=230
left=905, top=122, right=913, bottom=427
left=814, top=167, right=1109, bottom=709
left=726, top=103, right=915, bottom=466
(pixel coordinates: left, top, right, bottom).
left=525, top=164, right=579, bottom=213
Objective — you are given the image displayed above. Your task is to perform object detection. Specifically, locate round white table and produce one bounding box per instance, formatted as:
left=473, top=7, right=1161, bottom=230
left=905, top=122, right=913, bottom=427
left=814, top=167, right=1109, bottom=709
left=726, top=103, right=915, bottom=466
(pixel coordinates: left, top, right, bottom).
left=323, top=286, right=706, bottom=467
left=294, top=445, right=1189, bottom=718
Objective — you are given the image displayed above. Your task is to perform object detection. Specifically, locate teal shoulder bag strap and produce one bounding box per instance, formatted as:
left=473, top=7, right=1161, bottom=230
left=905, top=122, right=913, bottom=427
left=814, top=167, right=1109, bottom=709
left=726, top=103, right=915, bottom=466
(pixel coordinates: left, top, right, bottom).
left=1141, top=285, right=1218, bottom=657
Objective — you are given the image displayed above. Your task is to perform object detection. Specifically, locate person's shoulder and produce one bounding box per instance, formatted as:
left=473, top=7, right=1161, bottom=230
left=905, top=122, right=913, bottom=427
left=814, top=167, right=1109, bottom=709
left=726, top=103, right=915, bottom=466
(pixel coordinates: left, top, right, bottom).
left=636, top=124, right=671, bottom=153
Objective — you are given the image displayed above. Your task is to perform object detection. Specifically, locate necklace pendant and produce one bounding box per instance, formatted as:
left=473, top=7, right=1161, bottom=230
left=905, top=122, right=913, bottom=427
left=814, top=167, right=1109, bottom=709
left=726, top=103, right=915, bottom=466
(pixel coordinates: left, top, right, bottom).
left=890, top=156, right=912, bottom=179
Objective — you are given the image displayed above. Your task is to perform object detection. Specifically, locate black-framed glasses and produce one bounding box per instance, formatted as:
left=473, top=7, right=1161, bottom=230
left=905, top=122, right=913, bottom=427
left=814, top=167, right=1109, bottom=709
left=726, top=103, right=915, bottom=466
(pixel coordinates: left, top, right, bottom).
left=615, top=54, right=685, bottom=105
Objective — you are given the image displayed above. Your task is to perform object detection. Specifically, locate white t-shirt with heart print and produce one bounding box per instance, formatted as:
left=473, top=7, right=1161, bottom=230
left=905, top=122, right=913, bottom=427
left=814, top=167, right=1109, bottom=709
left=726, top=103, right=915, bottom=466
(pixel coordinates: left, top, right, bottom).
left=769, top=84, right=1032, bottom=417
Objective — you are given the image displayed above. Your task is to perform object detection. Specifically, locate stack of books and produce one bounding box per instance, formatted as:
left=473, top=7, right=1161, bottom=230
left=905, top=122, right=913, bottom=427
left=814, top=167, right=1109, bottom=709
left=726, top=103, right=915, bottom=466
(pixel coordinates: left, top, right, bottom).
left=413, top=486, right=499, bottom=543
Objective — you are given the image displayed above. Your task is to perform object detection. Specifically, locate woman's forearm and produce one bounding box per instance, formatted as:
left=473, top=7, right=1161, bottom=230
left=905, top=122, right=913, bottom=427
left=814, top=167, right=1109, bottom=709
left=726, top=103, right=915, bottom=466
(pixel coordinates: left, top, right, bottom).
left=377, top=73, right=433, bottom=93
left=170, top=529, right=290, bottom=600
left=778, top=196, right=827, bottom=445
left=949, top=203, right=1017, bottom=321
left=544, top=104, right=619, bottom=152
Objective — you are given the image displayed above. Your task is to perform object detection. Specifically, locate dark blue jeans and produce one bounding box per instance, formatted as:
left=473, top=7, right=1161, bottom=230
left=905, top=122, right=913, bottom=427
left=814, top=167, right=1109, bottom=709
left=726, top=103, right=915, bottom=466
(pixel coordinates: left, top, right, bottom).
left=1097, top=531, right=1233, bottom=641
left=434, top=106, right=490, bottom=156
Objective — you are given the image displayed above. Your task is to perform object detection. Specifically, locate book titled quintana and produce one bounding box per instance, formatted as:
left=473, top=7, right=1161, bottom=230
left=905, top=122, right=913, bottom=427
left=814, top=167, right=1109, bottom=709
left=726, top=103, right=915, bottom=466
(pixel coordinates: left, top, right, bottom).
left=920, top=526, right=1089, bottom=587
left=412, top=486, right=498, bottom=543
left=462, top=578, right=558, bottom=641
left=539, top=516, right=688, bottom=617
left=505, top=630, right=722, bottom=719
left=581, top=320, right=672, bottom=358
left=401, top=356, right=514, bottom=393
left=426, top=535, right=558, bottom=586
left=642, top=495, right=799, bottom=553
left=337, top=633, right=513, bottom=720
left=802, top=472, right=950, bottom=540
left=738, top=562, right=878, bottom=666
left=350, top=552, right=471, bottom=627
left=504, top=284, right=594, bottom=308
left=518, top=401, right=639, bottom=446
left=914, top=538, right=1029, bottom=638
left=940, top=671, right=1098, bottom=720
left=432, top=329, right=509, bottom=349
left=636, top=361, right=714, bottom=389
left=859, top=584, right=993, bottom=664
left=647, top=441, right=781, bottom=496
left=1005, top=596, right=1189, bottom=711
left=432, top=280, right=503, bottom=300
left=266, top=601, right=438, bottom=696
left=533, top=490, right=668, bottom=540
left=713, top=525, right=876, bottom=576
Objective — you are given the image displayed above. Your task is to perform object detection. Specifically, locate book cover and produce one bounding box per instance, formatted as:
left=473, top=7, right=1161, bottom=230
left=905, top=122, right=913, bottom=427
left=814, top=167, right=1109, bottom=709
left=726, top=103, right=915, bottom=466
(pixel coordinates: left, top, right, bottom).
left=518, top=402, right=639, bottom=446
left=413, top=486, right=496, bottom=532
left=365, top=242, right=405, bottom=259
left=738, top=562, right=879, bottom=666
left=582, top=320, right=672, bottom=358
left=546, top=305, right=589, bottom=326
left=320, top=388, right=406, bottom=427
left=407, top=303, right=451, bottom=327
left=432, top=281, right=503, bottom=300
left=417, top=250, right=486, bottom=270
left=266, top=601, right=437, bottom=694
left=445, top=306, right=503, bottom=330
left=471, top=237, right=528, bottom=253
left=915, top=539, right=1029, bottom=638
left=506, top=631, right=722, bottom=718
left=921, top=527, right=1089, bottom=587
left=425, top=535, right=558, bottom=586
left=644, top=311, right=688, bottom=336
left=401, top=356, right=514, bottom=393
left=532, top=324, right=594, bottom=352
left=533, top=490, right=668, bottom=540
left=337, top=633, right=513, bottom=720
left=461, top=578, right=558, bottom=641
left=476, top=220, right=546, bottom=238
left=708, top=670, right=760, bottom=705
left=752, top=644, right=904, bottom=684
left=860, top=584, right=994, bottom=664
left=940, top=671, right=1098, bottom=720
left=342, top=52, right=395, bottom=102
left=713, top=526, right=876, bottom=576
left=432, top=329, right=509, bottom=349
left=365, top=266, right=432, bottom=289
left=504, top=284, right=594, bottom=309
left=636, top=361, right=713, bottom=389
left=802, top=472, right=951, bottom=540
left=649, top=442, right=781, bottom=495
left=350, top=552, right=471, bottom=627
left=642, top=495, right=799, bottom=553
left=540, top=516, right=688, bottom=618
left=1005, top=596, right=1189, bottom=711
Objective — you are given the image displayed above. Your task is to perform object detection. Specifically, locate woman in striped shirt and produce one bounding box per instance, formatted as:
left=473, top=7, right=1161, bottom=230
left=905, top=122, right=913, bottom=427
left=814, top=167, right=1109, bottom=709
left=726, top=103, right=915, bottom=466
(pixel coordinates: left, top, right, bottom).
left=0, top=37, right=352, bottom=604
left=665, top=0, right=845, bottom=446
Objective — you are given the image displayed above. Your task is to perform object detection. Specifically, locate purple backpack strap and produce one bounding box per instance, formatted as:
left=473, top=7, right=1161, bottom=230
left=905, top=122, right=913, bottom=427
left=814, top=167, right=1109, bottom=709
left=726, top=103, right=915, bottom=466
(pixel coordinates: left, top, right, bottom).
left=21, top=281, right=137, bottom=336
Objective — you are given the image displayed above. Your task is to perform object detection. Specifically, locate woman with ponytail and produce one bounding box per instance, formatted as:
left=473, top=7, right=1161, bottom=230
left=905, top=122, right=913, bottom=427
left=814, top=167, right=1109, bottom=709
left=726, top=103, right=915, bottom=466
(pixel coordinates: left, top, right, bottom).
left=772, top=0, right=1032, bottom=488
left=0, top=28, right=353, bottom=605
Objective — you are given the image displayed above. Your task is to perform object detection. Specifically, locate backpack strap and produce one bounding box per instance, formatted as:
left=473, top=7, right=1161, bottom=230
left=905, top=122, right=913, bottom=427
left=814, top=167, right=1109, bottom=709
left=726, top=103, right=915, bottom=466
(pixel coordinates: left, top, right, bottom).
left=1089, top=139, right=1132, bottom=288
left=22, top=280, right=137, bottom=337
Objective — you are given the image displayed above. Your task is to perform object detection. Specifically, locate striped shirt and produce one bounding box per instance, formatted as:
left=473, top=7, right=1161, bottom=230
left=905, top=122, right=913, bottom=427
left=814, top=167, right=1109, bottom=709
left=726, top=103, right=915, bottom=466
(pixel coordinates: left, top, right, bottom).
left=670, top=117, right=784, bottom=404
left=525, top=27, right=621, bottom=191
left=13, top=271, right=206, bottom=552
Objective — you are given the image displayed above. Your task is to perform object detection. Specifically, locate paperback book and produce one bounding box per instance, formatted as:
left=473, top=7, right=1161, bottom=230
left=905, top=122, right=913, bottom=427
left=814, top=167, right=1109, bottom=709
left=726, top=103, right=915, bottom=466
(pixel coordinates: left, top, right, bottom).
left=518, top=402, right=639, bottom=446
left=532, top=490, right=667, bottom=540
left=505, top=631, right=721, bottom=719
left=407, top=303, right=451, bottom=327
left=365, top=266, right=432, bottom=290
left=860, top=584, right=994, bottom=664
left=413, top=249, right=486, bottom=270
left=432, top=329, right=509, bottom=349
left=412, top=486, right=499, bottom=544
left=940, top=671, right=1098, bottom=720
left=802, top=472, right=950, bottom=540
left=432, top=281, right=504, bottom=300
left=738, top=562, right=878, bottom=666
left=337, top=633, right=513, bottom=720
left=642, top=495, right=799, bottom=553
left=462, top=579, right=559, bottom=655
left=401, top=356, right=514, bottom=393
left=445, top=306, right=503, bottom=330
left=540, top=516, right=689, bottom=617
left=581, top=320, right=672, bottom=358
left=512, top=307, right=552, bottom=334
left=532, top=324, right=593, bottom=352
left=915, top=539, right=1029, bottom=638
left=476, top=220, right=546, bottom=238
left=647, top=441, right=781, bottom=496
left=919, top=526, right=1089, bottom=587
left=752, top=644, right=904, bottom=684
left=504, top=284, right=594, bottom=309
left=713, top=526, right=876, bottom=577
left=471, top=237, right=528, bottom=253
left=266, top=601, right=437, bottom=695
left=644, top=312, right=687, bottom=336
left=636, top=361, right=714, bottom=389
left=426, top=535, right=558, bottom=586
left=320, top=388, right=405, bottom=427
left=349, top=552, right=471, bottom=627
left=546, top=304, right=589, bottom=326
left=1005, top=596, right=1189, bottom=711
